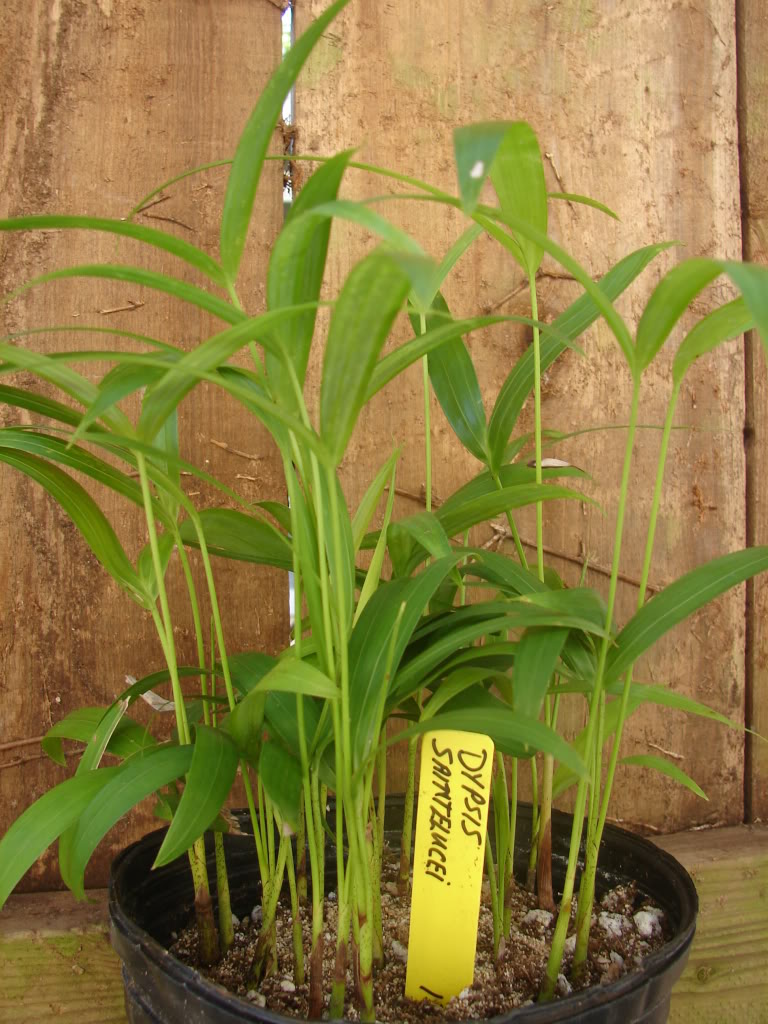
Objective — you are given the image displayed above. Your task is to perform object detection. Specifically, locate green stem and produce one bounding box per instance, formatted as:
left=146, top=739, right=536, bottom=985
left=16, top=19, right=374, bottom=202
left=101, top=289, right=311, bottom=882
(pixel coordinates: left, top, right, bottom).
left=421, top=314, right=432, bottom=512
left=137, top=456, right=218, bottom=965
left=214, top=831, right=234, bottom=952
left=491, top=470, right=529, bottom=569
left=250, top=833, right=289, bottom=984
left=572, top=380, right=680, bottom=975
left=530, top=274, right=544, bottom=583
left=526, top=757, right=539, bottom=889
left=399, top=735, right=418, bottom=894
left=187, top=838, right=220, bottom=966
left=286, top=841, right=305, bottom=986
left=485, top=831, right=502, bottom=957
left=296, top=798, right=307, bottom=905
left=540, top=378, right=641, bottom=999
left=503, top=758, right=518, bottom=938
left=349, top=790, right=375, bottom=1021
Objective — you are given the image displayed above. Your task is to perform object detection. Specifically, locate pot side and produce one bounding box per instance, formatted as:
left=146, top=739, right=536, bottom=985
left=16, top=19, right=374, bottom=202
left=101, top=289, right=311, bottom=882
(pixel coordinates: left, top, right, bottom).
left=108, top=803, right=697, bottom=1024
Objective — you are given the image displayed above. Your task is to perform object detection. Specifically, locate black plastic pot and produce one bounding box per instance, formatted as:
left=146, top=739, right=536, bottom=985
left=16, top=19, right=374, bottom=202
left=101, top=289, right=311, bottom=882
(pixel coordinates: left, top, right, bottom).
left=108, top=803, right=697, bottom=1024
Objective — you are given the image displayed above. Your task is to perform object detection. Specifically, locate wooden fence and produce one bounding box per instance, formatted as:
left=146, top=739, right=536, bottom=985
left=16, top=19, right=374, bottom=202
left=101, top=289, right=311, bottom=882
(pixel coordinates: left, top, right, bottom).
left=0, top=0, right=765, bottom=891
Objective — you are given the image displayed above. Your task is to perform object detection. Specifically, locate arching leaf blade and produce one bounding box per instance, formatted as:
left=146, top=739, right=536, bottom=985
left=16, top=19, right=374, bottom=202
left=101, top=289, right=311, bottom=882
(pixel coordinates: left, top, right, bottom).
left=320, top=249, right=411, bottom=463
left=620, top=754, right=707, bottom=800
left=453, top=122, right=511, bottom=213
left=395, top=707, right=586, bottom=778
left=0, top=768, right=120, bottom=909
left=0, top=214, right=225, bottom=286
left=266, top=151, right=354, bottom=404
left=409, top=292, right=489, bottom=463
left=487, top=242, right=675, bottom=471
left=489, top=122, right=548, bottom=275
left=673, top=298, right=753, bottom=385
left=514, top=627, right=569, bottom=719
left=219, top=0, right=353, bottom=283
left=178, top=508, right=293, bottom=571
left=606, top=547, right=768, bottom=685
left=0, top=449, right=147, bottom=603
left=62, top=745, right=192, bottom=896
left=154, top=727, right=239, bottom=867
left=4, top=265, right=244, bottom=326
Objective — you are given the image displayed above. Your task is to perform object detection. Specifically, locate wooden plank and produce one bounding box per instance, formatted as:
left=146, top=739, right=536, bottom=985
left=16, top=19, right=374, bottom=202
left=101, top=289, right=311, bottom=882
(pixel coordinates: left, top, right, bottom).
left=659, top=825, right=768, bottom=1024
left=0, top=1, right=286, bottom=890
left=295, top=0, right=747, bottom=830
left=0, top=825, right=765, bottom=1023
left=739, top=0, right=768, bottom=823
left=0, top=891, right=126, bottom=1024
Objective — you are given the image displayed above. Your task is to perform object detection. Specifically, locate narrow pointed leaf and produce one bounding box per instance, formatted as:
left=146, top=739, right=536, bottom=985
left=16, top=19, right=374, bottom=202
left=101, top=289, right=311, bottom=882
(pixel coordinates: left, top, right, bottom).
left=0, top=768, right=120, bottom=908
left=0, top=449, right=147, bottom=603
left=514, top=627, right=569, bottom=718
left=489, top=122, right=548, bottom=275
left=620, top=754, right=707, bottom=800
left=0, top=342, right=129, bottom=432
left=320, top=249, right=410, bottom=463
left=222, top=689, right=267, bottom=765
left=437, top=462, right=586, bottom=524
left=226, top=652, right=278, bottom=696
left=421, top=667, right=501, bottom=722
left=453, top=122, right=511, bottom=214
left=355, top=456, right=398, bottom=622
left=368, top=313, right=541, bottom=399
left=388, top=511, right=454, bottom=577
left=178, top=509, right=293, bottom=570
left=673, top=298, right=754, bottom=385
left=0, top=429, right=149, bottom=511
left=433, top=223, right=485, bottom=297
left=61, top=745, right=192, bottom=896
left=249, top=657, right=338, bottom=701
left=606, top=547, right=768, bottom=684
left=352, top=448, right=400, bottom=553
left=409, top=292, right=489, bottom=462
left=0, top=214, right=225, bottom=285
left=619, top=681, right=738, bottom=729
left=476, top=205, right=635, bottom=371
left=72, top=355, right=179, bottom=443
left=0, top=384, right=83, bottom=427
left=487, top=243, right=675, bottom=470
left=41, top=708, right=154, bottom=766
left=437, top=482, right=589, bottom=538
left=154, top=727, right=239, bottom=867
left=5, top=265, right=243, bottom=325
left=137, top=532, right=176, bottom=602
left=220, top=0, right=352, bottom=282
left=395, top=707, right=586, bottom=778
left=638, top=258, right=768, bottom=370
left=266, top=150, right=354, bottom=403
left=348, top=554, right=466, bottom=769
left=548, top=193, right=619, bottom=219
left=258, top=739, right=303, bottom=832
left=136, top=303, right=319, bottom=442
left=636, top=258, right=724, bottom=371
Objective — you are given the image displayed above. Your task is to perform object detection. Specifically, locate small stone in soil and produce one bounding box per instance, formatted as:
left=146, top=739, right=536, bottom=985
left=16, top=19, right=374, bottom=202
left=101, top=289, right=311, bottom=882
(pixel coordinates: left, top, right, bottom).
left=169, top=851, right=670, bottom=1022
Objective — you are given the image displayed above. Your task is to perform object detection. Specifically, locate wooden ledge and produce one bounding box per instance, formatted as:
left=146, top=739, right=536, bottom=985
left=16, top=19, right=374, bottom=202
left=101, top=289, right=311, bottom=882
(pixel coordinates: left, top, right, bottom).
left=0, top=825, right=765, bottom=1024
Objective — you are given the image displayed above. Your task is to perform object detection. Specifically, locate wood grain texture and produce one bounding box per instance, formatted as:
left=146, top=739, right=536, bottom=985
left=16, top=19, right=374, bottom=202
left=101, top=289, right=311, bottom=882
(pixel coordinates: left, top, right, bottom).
left=739, top=0, right=768, bottom=823
left=660, top=825, right=768, bottom=1024
left=295, top=0, right=746, bottom=829
left=0, top=1, right=286, bottom=889
left=0, top=892, right=125, bottom=1024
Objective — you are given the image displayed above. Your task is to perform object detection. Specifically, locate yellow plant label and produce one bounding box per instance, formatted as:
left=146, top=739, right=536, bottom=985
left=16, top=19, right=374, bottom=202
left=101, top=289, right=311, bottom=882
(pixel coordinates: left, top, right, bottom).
left=404, top=729, right=495, bottom=1005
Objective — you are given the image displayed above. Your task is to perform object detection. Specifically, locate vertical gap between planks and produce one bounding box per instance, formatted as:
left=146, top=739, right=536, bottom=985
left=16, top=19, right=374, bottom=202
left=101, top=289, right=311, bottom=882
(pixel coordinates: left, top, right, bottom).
left=735, top=0, right=757, bottom=824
